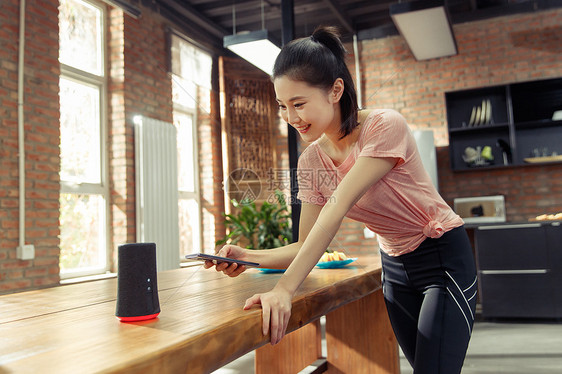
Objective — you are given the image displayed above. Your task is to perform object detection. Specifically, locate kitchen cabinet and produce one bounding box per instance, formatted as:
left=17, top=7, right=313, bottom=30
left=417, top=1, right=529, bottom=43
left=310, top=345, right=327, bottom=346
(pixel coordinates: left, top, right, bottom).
left=446, top=77, right=562, bottom=171
left=546, top=223, right=562, bottom=317
left=474, top=222, right=562, bottom=319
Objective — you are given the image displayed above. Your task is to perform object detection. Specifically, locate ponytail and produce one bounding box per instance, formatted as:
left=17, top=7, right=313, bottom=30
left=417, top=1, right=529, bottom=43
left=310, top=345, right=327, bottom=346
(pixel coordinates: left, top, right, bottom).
left=309, top=26, right=346, bottom=65
left=273, top=26, right=359, bottom=139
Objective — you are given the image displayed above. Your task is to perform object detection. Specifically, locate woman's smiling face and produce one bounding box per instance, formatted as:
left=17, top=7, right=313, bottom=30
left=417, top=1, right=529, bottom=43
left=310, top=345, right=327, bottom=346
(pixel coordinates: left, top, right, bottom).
left=274, top=76, right=343, bottom=142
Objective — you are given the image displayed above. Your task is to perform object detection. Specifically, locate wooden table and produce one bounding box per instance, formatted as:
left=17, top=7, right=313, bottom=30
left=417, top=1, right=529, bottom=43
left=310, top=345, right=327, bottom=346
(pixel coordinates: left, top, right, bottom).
left=0, top=254, right=398, bottom=373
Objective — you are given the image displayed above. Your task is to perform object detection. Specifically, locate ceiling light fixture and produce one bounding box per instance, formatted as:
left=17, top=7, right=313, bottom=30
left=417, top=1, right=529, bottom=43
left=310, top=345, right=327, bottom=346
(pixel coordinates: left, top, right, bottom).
left=390, top=0, right=457, bottom=61
left=223, top=1, right=280, bottom=75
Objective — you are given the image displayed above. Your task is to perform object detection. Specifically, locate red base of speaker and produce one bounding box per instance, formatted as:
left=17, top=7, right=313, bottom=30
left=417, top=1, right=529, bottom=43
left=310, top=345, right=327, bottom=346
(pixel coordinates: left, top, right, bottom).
left=117, top=313, right=160, bottom=322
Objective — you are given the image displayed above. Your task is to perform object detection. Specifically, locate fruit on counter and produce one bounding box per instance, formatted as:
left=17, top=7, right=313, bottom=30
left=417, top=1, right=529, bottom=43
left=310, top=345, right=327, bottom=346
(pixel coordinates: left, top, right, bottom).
left=534, top=213, right=562, bottom=221
left=319, top=250, right=348, bottom=262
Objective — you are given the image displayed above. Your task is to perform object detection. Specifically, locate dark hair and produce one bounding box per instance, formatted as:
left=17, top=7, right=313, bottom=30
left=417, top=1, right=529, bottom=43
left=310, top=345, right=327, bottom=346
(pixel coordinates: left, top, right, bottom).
left=272, top=26, right=359, bottom=139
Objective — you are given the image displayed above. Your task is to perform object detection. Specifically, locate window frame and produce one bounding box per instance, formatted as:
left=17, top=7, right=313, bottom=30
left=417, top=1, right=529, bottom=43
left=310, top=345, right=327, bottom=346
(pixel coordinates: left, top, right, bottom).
left=58, top=0, right=110, bottom=279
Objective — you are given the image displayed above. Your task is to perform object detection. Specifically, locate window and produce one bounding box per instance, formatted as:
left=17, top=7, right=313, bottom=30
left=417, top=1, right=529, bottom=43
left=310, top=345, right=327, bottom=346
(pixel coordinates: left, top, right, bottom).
left=58, top=0, right=108, bottom=277
left=170, top=33, right=212, bottom=258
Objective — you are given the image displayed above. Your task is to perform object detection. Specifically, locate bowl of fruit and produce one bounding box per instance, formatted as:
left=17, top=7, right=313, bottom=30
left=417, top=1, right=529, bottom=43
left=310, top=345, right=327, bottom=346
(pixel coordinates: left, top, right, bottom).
left=316, top=250, right=357, bottom=269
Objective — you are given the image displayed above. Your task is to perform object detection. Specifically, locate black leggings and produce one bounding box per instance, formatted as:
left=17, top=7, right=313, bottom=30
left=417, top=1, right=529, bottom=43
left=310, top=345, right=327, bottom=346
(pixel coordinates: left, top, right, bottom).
left=381, top=226, right=477, bottom=374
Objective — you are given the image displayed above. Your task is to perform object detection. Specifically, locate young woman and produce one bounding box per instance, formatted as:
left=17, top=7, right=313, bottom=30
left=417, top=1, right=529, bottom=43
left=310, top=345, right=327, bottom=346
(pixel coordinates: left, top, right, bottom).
left=206, top=26, right=477, bottom=373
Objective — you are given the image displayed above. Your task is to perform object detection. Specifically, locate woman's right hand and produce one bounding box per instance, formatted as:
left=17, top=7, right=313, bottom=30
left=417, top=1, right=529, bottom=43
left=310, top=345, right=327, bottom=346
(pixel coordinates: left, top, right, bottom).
left=203, top=244, right=248, bottom=277
left=244, top=287, right=293, bottom=345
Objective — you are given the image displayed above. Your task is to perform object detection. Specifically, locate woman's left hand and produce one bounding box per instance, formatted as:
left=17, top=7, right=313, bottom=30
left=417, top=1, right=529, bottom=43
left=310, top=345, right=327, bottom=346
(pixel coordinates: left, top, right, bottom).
left=244, top=287, right=292, bottom=345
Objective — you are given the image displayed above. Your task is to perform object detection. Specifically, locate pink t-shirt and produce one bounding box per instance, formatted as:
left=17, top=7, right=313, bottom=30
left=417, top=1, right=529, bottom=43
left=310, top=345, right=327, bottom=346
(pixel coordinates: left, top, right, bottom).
left=296, top=109, right=464, bottom=256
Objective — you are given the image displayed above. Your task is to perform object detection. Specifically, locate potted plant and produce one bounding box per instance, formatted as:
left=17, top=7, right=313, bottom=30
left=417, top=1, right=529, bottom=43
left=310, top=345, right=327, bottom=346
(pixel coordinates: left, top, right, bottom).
left=216, top=190, right=292, bottom=249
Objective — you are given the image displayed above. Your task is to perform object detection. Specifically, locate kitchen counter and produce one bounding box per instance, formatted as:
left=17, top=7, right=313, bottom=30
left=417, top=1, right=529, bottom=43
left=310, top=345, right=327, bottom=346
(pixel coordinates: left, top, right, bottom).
left=464, top=220, right=561, bottom=230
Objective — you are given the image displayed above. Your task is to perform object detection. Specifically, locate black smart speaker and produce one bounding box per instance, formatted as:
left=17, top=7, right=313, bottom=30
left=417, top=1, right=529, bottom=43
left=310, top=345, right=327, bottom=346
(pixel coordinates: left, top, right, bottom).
left=115, top=242, right=161, bottom=322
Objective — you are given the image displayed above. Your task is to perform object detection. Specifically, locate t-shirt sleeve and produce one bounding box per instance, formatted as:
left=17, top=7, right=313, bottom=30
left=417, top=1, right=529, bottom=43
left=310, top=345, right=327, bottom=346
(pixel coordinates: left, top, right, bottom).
left=358, top=109, right=409, bottom=166
left=296, top=148, right=327, bottom=206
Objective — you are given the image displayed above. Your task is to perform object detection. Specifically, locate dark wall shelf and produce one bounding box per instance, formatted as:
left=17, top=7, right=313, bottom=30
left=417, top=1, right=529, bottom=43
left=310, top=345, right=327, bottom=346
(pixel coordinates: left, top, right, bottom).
left=449, top=123, right=510, bottom=134
left=446, top=77, right=562, bottom=171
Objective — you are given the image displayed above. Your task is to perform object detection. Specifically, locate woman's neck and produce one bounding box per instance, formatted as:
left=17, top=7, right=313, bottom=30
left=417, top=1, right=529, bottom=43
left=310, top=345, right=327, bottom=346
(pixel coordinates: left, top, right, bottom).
left=319, top=125, right=360, bottom=166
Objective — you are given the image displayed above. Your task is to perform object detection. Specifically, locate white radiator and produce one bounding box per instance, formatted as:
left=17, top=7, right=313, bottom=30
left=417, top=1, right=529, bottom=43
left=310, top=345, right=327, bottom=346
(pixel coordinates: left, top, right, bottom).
left=134, top=116, right=180, bottom=272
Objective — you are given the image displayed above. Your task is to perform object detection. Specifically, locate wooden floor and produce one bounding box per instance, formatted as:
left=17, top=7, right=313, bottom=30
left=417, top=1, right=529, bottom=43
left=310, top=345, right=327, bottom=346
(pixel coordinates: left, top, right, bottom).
left=213, top=319, right=562, bottom=374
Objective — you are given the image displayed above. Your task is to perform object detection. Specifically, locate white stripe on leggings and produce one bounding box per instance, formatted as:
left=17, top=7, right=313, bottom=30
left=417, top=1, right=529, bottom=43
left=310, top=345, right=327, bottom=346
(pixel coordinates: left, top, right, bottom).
left=447, top=286, right=472, bottom=335
left=445, top=271, right=474, bottom=320
left=463, top=276, right=477, bottom=292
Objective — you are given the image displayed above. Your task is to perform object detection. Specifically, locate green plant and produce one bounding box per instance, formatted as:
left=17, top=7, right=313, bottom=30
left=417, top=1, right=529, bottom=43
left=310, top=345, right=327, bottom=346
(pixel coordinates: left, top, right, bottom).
left=216, top=190, right=292, bottom=249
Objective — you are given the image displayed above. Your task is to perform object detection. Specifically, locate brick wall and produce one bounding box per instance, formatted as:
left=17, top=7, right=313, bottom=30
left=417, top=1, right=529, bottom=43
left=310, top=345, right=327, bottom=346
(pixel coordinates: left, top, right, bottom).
left=1, top=3, right=561, bottom=293
left=0, top=1, right=224, bottom=293
left=198, top=60, right=226, bottom=252
left=108, top=7, right=232, bottom=265
left=0, top=0, right=61, bottom=293
left=328, top=9, right=562, bottom=255
left=359, top=8, right=562, bottom=224
left=108, top=7, right=174, bottom=270
left=108, top=8, right=133, bottom=270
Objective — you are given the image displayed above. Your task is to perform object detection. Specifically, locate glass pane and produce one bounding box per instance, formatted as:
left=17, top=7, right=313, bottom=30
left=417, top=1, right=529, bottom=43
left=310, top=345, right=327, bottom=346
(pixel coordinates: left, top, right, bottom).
left=179, top=199, right=200, bottom=257
left=171, top=35, right=212, bottom=88
left=59, top=0, right=103, bottom=75
left=60, top=194, right=106, bottom=273
left=59, top=77, right=101, bottom=184
left=172, top=74, right=197, bottom=110
left=171, top=35, right=212, bottom=109
left=170, top=34, right=182, bottom=76
left=175, top=112, right=195, bottom=192
left=192, top=49, right=212, bottom=90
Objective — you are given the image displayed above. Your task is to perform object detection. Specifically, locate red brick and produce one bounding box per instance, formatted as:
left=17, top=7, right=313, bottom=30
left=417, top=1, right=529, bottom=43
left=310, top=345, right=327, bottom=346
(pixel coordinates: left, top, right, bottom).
left=3, top=3, right=561, bottom=294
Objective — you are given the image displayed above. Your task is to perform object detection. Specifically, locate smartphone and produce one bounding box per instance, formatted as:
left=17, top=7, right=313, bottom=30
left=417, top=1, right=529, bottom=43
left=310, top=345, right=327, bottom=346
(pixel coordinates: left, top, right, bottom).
left=184, top=253, right=259, bottom=267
